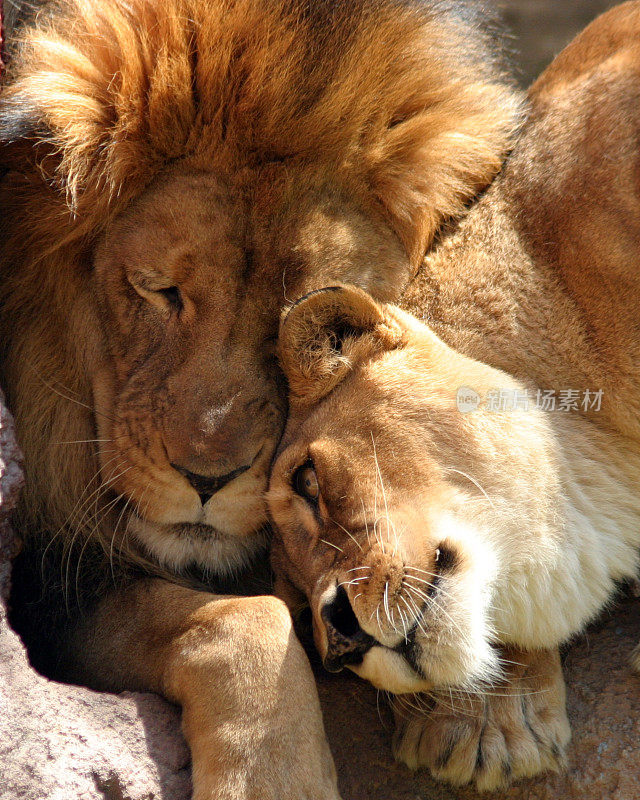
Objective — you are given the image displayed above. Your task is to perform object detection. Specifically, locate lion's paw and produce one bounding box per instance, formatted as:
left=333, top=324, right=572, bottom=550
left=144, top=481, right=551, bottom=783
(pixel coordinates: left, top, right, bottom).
left=392, top=648, right=571, bottom=791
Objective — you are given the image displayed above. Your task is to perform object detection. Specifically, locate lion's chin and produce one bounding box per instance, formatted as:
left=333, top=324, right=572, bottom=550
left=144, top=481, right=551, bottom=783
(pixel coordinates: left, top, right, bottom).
left=128, top=514, right=268, bottom=576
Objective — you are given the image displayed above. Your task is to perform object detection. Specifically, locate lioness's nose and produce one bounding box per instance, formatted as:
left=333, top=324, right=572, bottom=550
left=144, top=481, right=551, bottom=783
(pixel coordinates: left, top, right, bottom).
left=320, top=585, right=375, bottom=673
left=171, top=463, right=250, bottom=505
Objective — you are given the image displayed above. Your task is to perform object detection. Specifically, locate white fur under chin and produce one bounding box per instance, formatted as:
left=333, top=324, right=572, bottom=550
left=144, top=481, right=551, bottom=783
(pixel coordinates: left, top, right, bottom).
left=129, top=514, right=267, bottom=576
left=349, top=647, right=429, bottom=694
left=128, top=465, right=271, bottom=575
left=418, top=515, right=501, bottom=687
left=353, top=516, right=502, bottom=693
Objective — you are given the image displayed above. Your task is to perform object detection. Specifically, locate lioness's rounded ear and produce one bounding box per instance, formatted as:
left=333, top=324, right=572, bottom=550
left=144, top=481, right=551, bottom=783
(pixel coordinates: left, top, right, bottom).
left=278, top=284, right=404, bottom=405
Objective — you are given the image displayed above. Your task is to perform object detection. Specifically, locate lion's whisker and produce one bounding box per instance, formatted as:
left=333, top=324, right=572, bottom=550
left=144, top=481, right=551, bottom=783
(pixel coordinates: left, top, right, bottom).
left=27, top=363, right=117, bottom=424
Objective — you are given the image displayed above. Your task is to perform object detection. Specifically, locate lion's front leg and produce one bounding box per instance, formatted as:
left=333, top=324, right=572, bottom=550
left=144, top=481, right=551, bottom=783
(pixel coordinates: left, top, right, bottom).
left=392, top=646, right=570, bottom=791
left=70, top=579, right=341, bottom=800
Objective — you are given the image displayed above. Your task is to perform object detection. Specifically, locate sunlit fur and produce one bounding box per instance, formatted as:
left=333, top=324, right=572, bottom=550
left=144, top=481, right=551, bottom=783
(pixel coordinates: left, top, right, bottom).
left=269, top=284, right=640, bottom=787
left=270, top=287, right=640, bottom=687
left=269, top=4, right=640, bottom=791
left=0, top=0, right=521, bottom=601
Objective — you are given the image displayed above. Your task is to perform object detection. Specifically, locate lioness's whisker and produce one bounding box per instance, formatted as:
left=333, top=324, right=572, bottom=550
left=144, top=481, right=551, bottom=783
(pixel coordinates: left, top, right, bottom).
left=403, top=575, right=458, bottom=608
left=404, top=582, right=468, bottom=641
left=329, top=515, right=363, bottom=552
left=445, top=467, right=496, bottom=510
left=403, top=571, right=459, bottom=605
left=337, top=577, right=368, bottom=589
left=403, top=574, right=434, bottom=588
left=383, top=580, right=392, bottom=628
left=397, top=605, right=409, bottom=642
left=403, top=592, right=429, bottom=637
left=404, top=565, right=439, bottom=578
left=359, top=497, right=372, bottom=545
left=371, top=432, right=394, bottom=554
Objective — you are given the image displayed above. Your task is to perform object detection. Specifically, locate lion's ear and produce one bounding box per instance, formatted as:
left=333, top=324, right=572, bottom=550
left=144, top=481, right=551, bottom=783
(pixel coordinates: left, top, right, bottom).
left=278, top=284, right=404, bottom=406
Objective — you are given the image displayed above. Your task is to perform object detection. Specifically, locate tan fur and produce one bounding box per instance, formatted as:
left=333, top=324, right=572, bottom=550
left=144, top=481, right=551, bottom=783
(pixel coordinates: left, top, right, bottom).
left=0, top=1, right=520, bottom=797
left=268, top=3, right=640, bottom=791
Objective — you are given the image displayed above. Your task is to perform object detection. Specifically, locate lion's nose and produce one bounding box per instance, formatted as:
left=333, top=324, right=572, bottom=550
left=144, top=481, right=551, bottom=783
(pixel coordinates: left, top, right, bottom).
left=171, top=463, right=251, bottom=505
left=320, top=585, right=375, bottom=673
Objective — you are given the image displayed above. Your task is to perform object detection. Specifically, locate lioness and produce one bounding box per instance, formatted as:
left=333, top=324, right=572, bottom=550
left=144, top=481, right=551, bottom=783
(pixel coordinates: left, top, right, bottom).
left=0, top=0, right=520, bottom=797
left=268, top=3, right=640, bottom=791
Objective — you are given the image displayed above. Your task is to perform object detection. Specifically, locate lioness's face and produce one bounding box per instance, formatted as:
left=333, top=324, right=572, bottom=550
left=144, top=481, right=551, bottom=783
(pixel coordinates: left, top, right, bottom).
left=268, top=286, right=561, bottom=692
left=91, top=171, right=408, bottom=572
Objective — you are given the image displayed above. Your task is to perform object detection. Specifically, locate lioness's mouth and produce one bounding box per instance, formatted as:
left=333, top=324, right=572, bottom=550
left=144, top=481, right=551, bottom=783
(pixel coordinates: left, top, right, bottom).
left=321, top=585, right=377, bottom=672
left=320, top=583, right=430, bottom=686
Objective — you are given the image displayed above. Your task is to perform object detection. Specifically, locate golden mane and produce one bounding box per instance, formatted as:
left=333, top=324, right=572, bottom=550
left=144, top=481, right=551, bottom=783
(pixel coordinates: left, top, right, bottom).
left=1, top=0, right=520, bottom=263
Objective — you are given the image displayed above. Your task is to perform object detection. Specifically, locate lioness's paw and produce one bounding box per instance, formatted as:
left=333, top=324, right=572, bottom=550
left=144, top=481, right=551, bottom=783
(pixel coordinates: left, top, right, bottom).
left=392, top=648, right=571, bottom=791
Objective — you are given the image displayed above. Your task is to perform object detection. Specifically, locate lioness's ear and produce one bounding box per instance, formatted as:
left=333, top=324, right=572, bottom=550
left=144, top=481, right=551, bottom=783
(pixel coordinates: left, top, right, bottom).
left=278, top=284, right=404, bottom=405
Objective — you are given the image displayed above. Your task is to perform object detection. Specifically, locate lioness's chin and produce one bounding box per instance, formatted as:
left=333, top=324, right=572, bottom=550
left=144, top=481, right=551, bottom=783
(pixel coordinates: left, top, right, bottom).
left=348, top=647, right=431, bottom=694
left=129, top=514, right=268, bottom=575
left=347, top=644, right=498, bottom=696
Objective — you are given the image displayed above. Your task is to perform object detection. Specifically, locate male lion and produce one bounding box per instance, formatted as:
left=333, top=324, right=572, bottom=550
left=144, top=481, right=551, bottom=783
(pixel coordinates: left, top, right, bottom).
left=268, top=3, right=640, bottom=792
left=0, top=0, right=520, bottom=797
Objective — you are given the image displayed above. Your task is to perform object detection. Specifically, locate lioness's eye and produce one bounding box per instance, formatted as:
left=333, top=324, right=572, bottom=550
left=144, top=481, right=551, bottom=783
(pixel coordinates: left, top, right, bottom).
left=157, top=286, right=183, bottom=312
left=293, top=462, right=319, bottom=502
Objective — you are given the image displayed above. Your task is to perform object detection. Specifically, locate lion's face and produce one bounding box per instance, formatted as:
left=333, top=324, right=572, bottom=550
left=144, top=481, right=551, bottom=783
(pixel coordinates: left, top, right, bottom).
left=90, top=171, right=409, bottom=572
left=268, top=286, right=562, bottom=692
